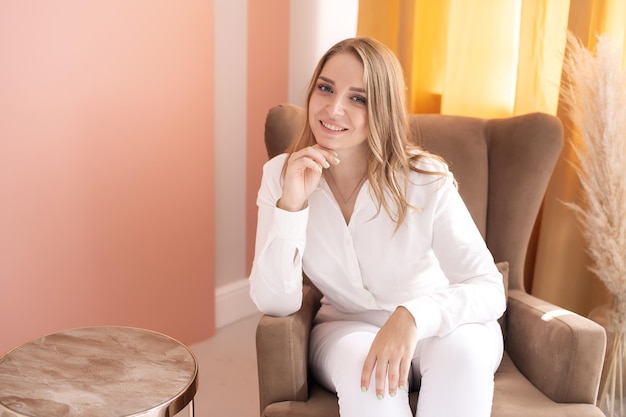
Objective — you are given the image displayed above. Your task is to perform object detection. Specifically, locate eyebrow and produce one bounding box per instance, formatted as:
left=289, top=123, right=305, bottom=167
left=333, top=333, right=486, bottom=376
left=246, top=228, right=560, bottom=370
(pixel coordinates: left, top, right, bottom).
left=318, top=76, right=367, bottom=94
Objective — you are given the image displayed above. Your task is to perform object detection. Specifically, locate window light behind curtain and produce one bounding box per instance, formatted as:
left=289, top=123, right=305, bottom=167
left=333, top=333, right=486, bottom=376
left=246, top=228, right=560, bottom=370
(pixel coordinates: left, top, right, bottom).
left=357, top=0, right=569, bottom=117
left=357, top=0, right=626, bottom=318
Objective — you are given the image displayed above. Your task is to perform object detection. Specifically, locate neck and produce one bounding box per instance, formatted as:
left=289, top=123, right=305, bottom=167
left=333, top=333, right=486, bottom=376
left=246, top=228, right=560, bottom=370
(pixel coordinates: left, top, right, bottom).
left=328, top=144, right=369, bottom=180
left=324, top=167, right=367, bottom=205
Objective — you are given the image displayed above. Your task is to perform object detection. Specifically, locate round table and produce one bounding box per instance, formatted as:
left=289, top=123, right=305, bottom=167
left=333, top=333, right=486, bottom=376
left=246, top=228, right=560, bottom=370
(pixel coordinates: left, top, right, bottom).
left=0, top=326, right=198, bottom=417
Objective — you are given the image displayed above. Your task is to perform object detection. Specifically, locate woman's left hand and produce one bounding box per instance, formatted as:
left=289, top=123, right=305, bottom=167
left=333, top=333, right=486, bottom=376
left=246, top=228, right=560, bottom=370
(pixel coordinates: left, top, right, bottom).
left=361, top=306, right=418, bottom=398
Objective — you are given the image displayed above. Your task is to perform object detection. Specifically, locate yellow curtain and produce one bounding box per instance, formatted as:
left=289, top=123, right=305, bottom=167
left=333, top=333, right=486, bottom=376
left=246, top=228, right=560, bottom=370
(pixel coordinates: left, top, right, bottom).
left=357, top=0, right=626, bottom=317
left=532, top=0, right=625, bottom=316
left=358, top=0, right=569, bottom=117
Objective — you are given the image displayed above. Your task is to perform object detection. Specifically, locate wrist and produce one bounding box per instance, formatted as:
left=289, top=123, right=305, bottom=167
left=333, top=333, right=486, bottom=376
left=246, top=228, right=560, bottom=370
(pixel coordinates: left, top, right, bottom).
left=395, top=306, right=417, bottom=327
left=277, top=198, right=306, bottom=212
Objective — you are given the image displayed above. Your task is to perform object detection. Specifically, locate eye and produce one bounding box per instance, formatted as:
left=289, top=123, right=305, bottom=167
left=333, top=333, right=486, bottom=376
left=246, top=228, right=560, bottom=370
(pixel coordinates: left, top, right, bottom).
left=351, top=95, right=367, bottom=105
left=317, top=83, right=333, bottom=93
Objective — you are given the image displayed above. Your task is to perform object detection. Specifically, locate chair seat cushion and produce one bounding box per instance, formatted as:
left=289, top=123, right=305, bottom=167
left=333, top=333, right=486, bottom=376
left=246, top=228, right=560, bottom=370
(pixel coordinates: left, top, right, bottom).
left=492, top=354, right=605, bottom=417
left=262, top=353, right=604, bottom=417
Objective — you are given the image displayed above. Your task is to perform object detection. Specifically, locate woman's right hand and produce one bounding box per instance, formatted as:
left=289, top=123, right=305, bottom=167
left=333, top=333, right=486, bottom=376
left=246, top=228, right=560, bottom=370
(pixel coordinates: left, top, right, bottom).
left=278, top=146, right=339, bottom=211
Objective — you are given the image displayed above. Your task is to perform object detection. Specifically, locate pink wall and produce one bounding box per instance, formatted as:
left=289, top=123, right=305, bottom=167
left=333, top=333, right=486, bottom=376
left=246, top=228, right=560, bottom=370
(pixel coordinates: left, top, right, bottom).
left=246, top=0, right=291, bottom=272
left=0, top=1, right=215, bottom=354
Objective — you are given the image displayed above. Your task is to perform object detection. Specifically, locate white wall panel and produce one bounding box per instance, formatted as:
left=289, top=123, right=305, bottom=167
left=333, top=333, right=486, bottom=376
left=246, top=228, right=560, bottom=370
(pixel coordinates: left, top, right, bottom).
left=212, top=0, right=358, bottom=327
left=288, top=0, right=359, bottom=106
left=214, top=0, right=247, bottom=288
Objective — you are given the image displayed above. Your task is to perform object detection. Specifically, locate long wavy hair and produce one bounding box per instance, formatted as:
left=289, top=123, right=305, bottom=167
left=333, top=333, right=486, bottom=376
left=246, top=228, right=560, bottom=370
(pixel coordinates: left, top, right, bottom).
left=287, top=36, right=445, bottom=226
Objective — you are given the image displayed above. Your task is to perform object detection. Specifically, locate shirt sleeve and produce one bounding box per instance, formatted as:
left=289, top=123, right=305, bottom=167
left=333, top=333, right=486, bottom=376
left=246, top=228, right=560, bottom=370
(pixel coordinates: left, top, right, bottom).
left=249, top=155, right=308, bottom=317
left=400, top=168, right=506, bottom=340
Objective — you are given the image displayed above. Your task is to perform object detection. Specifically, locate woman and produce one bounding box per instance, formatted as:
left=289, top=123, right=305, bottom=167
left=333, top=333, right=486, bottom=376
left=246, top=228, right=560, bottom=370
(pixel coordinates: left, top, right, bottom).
left=249, top=37, right=505, bottom=417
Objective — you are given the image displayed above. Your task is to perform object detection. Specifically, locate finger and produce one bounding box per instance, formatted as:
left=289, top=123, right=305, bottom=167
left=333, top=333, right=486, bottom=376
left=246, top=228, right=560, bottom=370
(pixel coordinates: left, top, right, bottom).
left=398, top=356, right=411, bottom=392
left=302, top=157, right=324, bottom=173
left=288, top=154, right=325, bottom=174
left=312, top=145, right=341, bottom=167
left=360, top=352, right=376, bottom=392
left=375, top=360, right=388, bottom=399
left=295, top=147, right=331, bottom=170
left=387, top=357, right=401, bottom=397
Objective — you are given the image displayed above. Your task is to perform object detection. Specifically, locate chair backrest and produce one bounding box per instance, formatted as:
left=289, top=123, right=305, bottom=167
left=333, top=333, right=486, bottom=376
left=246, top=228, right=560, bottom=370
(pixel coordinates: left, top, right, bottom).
left=264, top=103, right=563, bottom=292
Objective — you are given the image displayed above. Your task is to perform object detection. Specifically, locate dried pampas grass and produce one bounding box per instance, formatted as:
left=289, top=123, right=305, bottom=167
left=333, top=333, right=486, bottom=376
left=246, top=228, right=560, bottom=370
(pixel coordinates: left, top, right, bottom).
left=561, top=31, right=626, bottom=416
left=561, top=31, right=626, bottom=326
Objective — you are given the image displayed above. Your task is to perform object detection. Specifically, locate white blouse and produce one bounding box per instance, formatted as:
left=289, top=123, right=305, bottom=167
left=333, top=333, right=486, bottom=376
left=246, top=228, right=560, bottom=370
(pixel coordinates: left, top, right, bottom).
left=249, top=153, right=506, bottom=341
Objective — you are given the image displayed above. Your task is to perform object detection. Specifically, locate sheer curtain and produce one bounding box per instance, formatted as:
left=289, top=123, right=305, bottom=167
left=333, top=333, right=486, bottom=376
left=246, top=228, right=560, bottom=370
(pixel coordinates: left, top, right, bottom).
left=357, top=0, right=626, bottom=316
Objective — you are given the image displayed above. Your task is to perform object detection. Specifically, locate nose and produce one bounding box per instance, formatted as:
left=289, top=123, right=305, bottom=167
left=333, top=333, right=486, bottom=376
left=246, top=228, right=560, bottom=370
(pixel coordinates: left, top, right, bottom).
left=327, top=96, right=345, bottom=117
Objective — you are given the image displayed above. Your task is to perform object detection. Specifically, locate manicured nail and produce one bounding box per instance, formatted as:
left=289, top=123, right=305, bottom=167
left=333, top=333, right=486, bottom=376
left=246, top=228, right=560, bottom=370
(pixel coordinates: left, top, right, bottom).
left=377, top=394, right=383, bottom=400
left=317, top=166, right=323, bottom=173
left=399, top=385, right=405, bottom=391
left=324, top=161, right=330, bottom=168
left=361, top=386, right=367, bottom=393
left=333, top=157, right=341, bottom=164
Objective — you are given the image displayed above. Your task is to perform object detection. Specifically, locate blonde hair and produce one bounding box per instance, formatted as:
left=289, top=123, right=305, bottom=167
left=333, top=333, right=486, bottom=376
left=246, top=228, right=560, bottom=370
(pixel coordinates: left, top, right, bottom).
left=288, top=37, right=445, bottom=226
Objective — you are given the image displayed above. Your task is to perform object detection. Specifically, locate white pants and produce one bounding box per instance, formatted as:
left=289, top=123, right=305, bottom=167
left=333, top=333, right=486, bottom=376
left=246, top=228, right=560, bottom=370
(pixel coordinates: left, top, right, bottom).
left=309, top=305, right=503, bottom=417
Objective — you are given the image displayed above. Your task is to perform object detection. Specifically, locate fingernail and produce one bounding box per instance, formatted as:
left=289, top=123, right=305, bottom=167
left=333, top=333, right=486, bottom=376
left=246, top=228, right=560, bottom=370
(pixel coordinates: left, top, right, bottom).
left=390, top=392, right=396, bottom=397
left=333, top=157, right=341, bottom=164
left=399, top=385, right=405, bottom=391
left=377, top=394, right=383, bottom=400
left=317, top=166, right=323, bottom=173
left=361, top=386, right=367, bottom=393
left=324, top=161, right=330, bottom=168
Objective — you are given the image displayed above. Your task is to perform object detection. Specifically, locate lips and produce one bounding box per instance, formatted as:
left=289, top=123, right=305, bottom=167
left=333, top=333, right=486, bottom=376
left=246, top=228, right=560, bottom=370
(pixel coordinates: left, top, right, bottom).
left=320, top=120, right=348, bottom=132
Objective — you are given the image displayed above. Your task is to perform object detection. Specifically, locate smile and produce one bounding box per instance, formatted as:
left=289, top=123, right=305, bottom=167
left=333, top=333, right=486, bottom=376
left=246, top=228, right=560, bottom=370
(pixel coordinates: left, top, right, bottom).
left=320, top=121, right=347, bottom=132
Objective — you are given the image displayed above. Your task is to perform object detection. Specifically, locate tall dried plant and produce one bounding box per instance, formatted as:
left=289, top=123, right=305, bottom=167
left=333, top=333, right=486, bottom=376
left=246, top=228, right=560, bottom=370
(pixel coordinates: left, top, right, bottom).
left=561, top=31, right=626, bottom=416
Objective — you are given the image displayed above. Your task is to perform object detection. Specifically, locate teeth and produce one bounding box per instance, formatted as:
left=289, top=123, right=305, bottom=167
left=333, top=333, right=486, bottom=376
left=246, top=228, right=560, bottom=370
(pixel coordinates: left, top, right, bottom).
left=322, top=121, right=345, bottom=131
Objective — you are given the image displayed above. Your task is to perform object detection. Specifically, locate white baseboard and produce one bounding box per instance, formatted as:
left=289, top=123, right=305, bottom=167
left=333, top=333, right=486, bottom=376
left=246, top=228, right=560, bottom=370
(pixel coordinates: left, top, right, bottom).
left=215, top=278, right=259, bottom=329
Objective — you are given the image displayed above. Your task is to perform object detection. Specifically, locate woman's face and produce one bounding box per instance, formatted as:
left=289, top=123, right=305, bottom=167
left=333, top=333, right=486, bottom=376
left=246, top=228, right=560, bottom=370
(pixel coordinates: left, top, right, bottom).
left=308, top=52, right=369, bottom=153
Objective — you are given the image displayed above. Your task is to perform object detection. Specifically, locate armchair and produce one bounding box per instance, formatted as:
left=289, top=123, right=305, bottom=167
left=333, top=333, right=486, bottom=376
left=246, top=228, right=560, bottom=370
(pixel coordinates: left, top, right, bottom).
left=255, top=103, right=606, bottom=417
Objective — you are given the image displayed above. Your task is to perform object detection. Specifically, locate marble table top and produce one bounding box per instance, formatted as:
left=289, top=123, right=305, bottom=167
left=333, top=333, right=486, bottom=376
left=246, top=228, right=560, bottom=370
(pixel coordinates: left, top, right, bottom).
left=0, top=326, right=197, bottom=417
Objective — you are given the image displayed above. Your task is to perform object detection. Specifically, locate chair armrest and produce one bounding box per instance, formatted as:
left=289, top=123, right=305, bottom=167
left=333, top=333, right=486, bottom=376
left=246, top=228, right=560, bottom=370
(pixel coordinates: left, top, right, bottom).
left=506, top=289, right=606, bottom=404
left=255, top=284, right=322, bottom=414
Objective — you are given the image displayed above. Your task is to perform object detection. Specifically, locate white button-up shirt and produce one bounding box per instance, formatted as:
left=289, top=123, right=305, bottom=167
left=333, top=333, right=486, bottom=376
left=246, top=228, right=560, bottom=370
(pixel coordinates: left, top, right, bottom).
left=249, top=153, right=506, bottom=341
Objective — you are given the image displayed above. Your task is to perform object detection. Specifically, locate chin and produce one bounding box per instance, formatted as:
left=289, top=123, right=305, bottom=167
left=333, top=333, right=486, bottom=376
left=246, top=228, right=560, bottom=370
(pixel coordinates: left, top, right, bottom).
left=315, top=139, right=338, bottom=151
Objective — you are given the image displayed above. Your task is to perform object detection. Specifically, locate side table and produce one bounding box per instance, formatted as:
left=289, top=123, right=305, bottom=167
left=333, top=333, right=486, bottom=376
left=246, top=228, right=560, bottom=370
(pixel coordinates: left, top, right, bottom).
left=0, top=326, right=198, bottom=417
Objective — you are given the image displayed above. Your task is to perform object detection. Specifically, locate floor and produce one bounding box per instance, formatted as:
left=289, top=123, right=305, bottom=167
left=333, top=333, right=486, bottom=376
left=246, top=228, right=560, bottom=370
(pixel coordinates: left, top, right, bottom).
left=188, top=313, right=262, bottom=417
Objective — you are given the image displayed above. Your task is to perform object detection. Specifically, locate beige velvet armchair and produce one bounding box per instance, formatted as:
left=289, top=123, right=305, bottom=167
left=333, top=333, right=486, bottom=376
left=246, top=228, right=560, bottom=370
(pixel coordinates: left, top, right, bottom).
left=255, top=103, right=607, bottom=417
